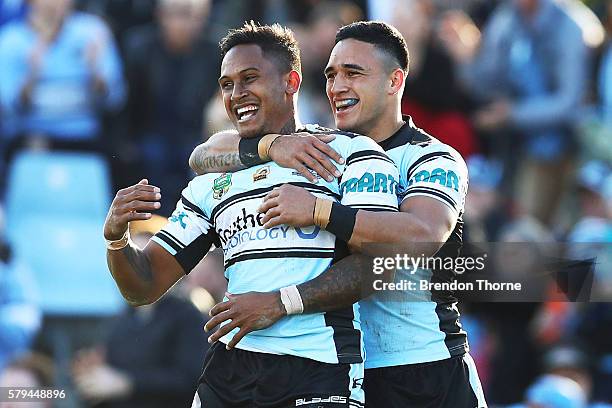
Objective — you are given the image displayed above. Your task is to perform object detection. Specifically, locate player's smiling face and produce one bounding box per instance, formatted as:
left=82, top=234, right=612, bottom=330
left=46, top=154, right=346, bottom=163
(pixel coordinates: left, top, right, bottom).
left=219, top=44, right=293, bottom=138
left=325, top=39, right=390, bottom=135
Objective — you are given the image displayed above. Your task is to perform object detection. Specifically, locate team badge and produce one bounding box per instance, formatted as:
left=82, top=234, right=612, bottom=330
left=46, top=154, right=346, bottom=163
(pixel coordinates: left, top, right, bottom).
left=253, top=166, right=270, bottom=182
left=213, top=173, right=232, bottom=199
left=169, top=211, right=188, bottom=229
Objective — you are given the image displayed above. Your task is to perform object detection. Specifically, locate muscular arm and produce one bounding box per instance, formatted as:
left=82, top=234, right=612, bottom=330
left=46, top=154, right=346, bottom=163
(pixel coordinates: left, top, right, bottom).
left=106, top=241, right=184, bottom=307
left=261, top=186, right=455, bottom=257
left=297, top=197, right=454, bottom=312
left=189, top=131, right=342, bottom=182
left=348, top=196, right=454, bottom=256
left=104, top=179, right=187, bottom=306
left=297, top=253, right=374, bottom=313
left=188, top=130, right=243, bottom=175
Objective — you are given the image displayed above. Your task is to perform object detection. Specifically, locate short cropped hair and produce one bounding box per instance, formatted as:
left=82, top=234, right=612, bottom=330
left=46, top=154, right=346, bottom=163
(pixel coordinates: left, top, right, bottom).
left=220, top=21, right=301, bottom=73
left=335, top=21, right=409, bottom=72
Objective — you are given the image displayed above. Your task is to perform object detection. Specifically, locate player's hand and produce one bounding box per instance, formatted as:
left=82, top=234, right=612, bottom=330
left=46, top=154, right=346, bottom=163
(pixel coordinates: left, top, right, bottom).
left=204, top=291, right=286, bottom=349
left=258, top=184, right=316, bottom=228
left=269, top=133, right=344, bottom=183
left=103, top=179, right=161, bottom=241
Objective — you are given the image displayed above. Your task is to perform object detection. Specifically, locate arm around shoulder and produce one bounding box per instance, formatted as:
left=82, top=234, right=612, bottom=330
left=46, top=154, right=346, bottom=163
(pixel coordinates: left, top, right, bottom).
left=189, top=129, right=242, bottom=175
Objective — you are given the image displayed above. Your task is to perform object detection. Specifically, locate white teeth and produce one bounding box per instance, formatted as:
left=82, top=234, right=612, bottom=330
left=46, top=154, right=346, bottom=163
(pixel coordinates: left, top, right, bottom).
left=237, top=105, right=258, bottom=115
left=236, top=105, right=259, bottom=122
left=238, top=111, right=256, bottom=122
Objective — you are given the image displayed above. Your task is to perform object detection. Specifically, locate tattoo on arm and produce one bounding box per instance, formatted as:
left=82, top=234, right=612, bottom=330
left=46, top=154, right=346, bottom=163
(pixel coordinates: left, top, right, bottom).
left=122, top=245, right=153, bottom=283
left=297, top=254, right=375, bottom=313
left=192, top=146, right=244, bottom=174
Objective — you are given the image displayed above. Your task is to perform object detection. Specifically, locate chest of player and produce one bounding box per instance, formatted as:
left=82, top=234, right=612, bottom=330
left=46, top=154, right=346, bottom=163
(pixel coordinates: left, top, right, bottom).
left=205, top=165, right=339, bottom=257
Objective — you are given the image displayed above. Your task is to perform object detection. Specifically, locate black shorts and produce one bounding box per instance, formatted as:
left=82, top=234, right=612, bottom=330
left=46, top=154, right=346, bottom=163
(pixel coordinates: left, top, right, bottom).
left=363, top=354, right=487, bottom=408
left=192, top=342, right=365, bottom=408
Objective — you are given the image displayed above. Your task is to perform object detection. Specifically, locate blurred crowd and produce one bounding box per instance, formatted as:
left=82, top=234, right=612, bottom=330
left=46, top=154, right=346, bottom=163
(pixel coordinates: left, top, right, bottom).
left=0, top=0, right=611, bottom=407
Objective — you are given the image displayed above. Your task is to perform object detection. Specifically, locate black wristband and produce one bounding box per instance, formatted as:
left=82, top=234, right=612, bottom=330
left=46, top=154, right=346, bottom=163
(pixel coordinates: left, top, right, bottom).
left=326, top=202, right=358, bottom=242
left=239, top=136, right=265, bottom=167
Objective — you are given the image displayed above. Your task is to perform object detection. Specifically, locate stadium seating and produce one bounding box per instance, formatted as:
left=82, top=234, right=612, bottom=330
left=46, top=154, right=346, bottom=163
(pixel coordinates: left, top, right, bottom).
left=5, top=151, right=111, bottom=221
left=4, top=151, right=123, bottom=316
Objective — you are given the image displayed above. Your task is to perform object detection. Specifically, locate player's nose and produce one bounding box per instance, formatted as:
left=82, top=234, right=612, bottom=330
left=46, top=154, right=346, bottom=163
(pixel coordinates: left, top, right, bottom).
left=231, top=82, right=248, bottom=101
left=330, top=79, right=349, bottom=95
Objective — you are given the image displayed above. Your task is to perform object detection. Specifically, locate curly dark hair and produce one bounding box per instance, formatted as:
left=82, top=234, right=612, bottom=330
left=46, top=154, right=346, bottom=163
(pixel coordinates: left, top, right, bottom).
left=220, top=21, right=301, bottom=73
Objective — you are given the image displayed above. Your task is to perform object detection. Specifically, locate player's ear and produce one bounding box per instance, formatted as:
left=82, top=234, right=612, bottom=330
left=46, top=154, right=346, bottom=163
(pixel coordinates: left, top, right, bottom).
left=389, top=68, right=405, bottom=95
left=286, top=70, right=301, bottom=95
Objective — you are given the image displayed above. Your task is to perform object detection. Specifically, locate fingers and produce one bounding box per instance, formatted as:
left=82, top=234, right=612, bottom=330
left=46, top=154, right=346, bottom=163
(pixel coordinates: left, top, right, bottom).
left=106, top=180, right=162, bottom=239
left=115, top=181, right=161, bottom=213
left=300, top=154, right=334, bottom=183
left=293, top=162, right=317, bottom=183
left=262, top=189, right=280, bottom=202
left=208, top=299, right=232, bottom=319
left=311, top=138, right=344, bottom=165
left=226, top=328, right=250, bottom=350
left=313, top=134, right=335, bottom=143
left=263, top=214, right=284, bottom=229
left=258, top=196, right=278, bottom=214
left=261, top=207, right=281, bottom=226
left=207, top=318, right=240, bottom=344
left=118, top=182, right=159, bottom=199
left=204, top=310, right=234, bottom=336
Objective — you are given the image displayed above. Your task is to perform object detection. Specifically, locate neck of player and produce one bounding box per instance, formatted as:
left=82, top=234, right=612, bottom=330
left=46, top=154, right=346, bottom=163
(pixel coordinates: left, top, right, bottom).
left=367, top=108, right=404, bottom=144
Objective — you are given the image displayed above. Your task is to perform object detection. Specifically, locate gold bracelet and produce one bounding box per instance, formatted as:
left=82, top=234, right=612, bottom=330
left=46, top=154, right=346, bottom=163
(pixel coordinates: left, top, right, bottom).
left=258, top=134, right=282, bottom=161
left=313, top=198, right=333, bottom=229
left=105, top=230, right=131, bottom=251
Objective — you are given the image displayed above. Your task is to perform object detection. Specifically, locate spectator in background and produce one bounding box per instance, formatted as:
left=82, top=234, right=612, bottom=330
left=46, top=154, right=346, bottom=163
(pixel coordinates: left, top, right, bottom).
left=0, top=207, right=41, bottom=374
left=0, top=0, right=125, bottom=155
left=121, top=0, right=219, bottom=212
left=598, top=1, right=612, bottom=120
left=540, top=344, right=593, bottom=400
left=388, top=0, right=479, bottom=159
left=72, top=215, right=208, bottom=408
left=579, top=0, right=612, bottom=165
left=439, top=0, right=589, bottom=227
left=506, top=374, right=588, bottom=408
left=463, top=154, right=507, bottom=243
left=567, top=161, right=612, bottom=300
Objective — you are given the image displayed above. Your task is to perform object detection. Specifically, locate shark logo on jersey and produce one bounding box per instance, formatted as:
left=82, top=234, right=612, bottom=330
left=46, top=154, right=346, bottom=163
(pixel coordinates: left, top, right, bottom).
left=169, top=211, right=188, bottom=229
left=213, top=174, right=232, bottom=199
left=253, top=166, right=270, bottom=182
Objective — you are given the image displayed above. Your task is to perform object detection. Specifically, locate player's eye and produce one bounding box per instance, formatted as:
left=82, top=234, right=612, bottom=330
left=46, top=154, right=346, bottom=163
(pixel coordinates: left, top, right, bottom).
left=221, top=81, right=233, bottom=90
left=245, top=75, right=257, bottom=83
left=347, top=71, right=360, bottom=77
left=325, top=73, right=335, bottom=80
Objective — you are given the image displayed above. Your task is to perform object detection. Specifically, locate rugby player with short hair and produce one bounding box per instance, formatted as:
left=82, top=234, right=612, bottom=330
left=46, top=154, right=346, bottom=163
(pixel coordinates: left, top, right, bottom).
left=103, top=22, right=401, bottom=407
left=190, top=21, right=487, bottom=407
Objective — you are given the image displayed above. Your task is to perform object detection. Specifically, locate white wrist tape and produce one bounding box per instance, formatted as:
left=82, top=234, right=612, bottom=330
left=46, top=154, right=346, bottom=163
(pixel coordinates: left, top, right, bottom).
left=279, top=285, right=304, bottom=315
left=105, top=229, right=131, bottom=251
